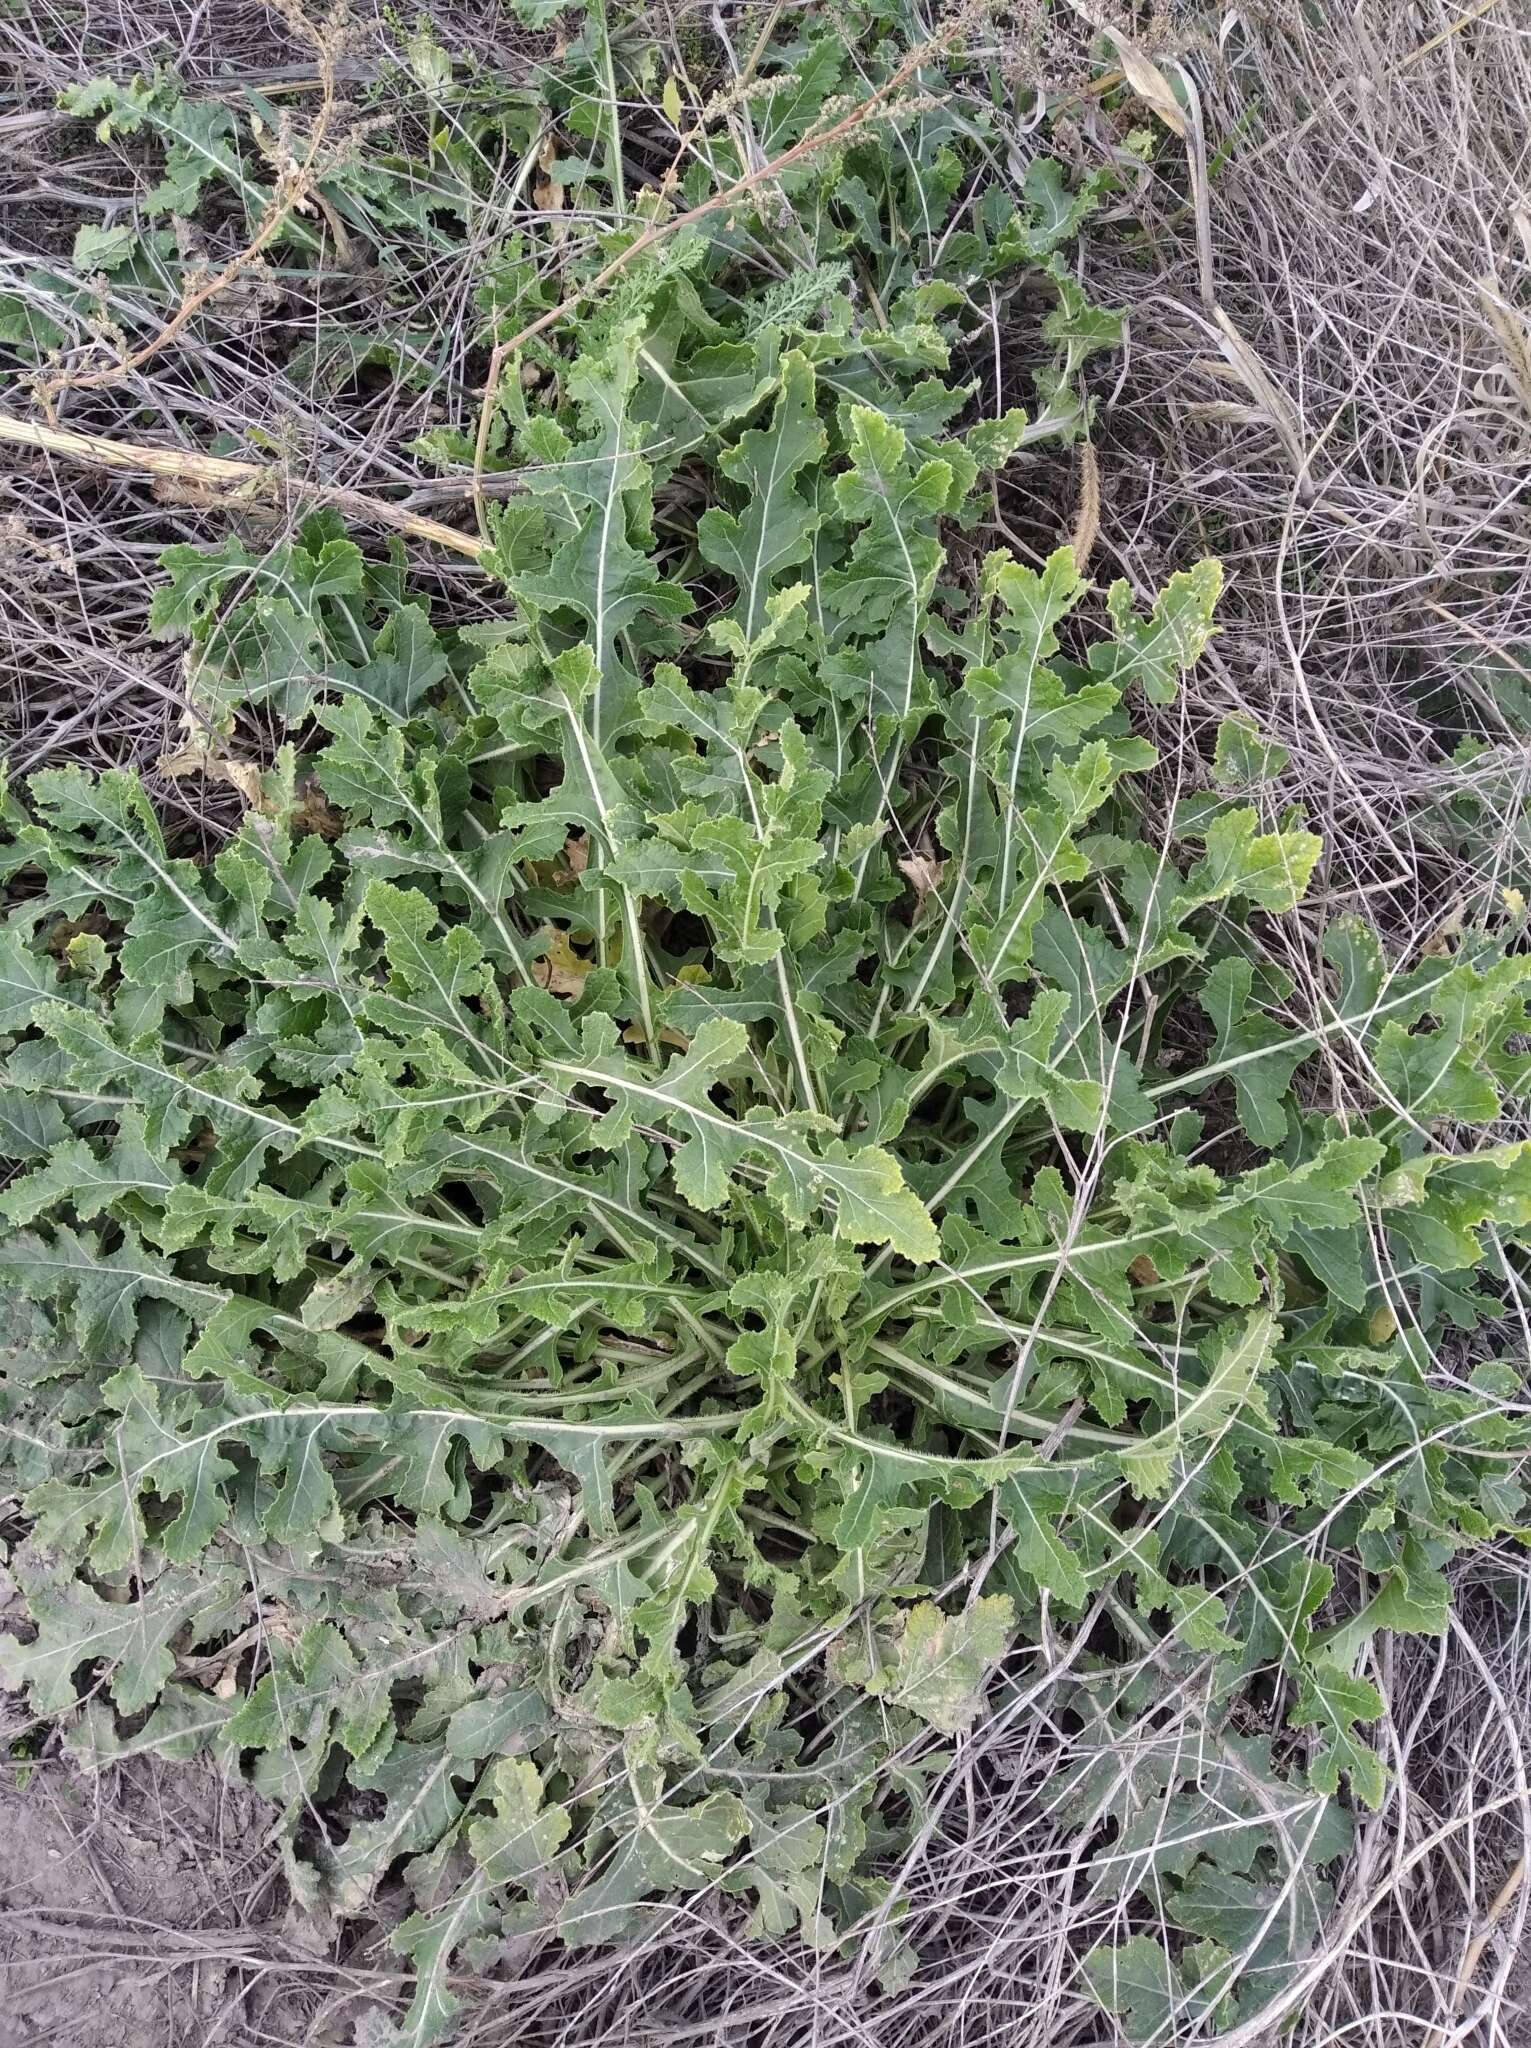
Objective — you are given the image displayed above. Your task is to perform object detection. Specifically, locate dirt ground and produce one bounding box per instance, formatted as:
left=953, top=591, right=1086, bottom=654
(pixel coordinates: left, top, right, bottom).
left=0, top=1730, right=401, bottom=2047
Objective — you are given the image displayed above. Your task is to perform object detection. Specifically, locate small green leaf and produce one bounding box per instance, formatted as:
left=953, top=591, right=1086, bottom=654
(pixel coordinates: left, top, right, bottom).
left=1290, top=1662, right=1387, bottom=1807
left=72, top=223, right=139, bottom=272
left=1214, top=715, right=1290, bottom=788
left=1173, top=807, right=1323, bottom=917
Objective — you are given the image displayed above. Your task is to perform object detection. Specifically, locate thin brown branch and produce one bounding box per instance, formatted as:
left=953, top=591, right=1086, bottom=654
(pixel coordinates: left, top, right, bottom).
left=468, top=21, right=969, bottom=536
left=35, top=9, right=344, bottom=411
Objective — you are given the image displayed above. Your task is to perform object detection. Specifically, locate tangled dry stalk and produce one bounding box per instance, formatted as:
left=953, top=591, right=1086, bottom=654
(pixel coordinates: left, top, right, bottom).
left=1087, top=0, right=1531, bottom=937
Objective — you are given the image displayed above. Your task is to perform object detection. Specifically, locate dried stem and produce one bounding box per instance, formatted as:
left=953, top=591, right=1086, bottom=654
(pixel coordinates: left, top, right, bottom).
left=0, top=414, right=488, bottom=558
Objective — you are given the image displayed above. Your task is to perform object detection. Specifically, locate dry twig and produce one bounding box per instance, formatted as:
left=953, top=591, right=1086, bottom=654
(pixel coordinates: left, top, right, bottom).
left=34, top=3, right=351, bottom=412
left=0, top=415, right=488, bottom=558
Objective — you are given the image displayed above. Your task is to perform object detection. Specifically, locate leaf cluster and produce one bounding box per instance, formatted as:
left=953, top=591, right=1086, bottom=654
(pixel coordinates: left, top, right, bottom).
left=2, top=12, right=1529, bottom=2045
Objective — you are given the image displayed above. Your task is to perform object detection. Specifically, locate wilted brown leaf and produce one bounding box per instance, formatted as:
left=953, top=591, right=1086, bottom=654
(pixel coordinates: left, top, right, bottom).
left=898, top=852, right=945, bottom=918
left=159, top=742, right=268, bottom=812
left=531, top=925, right=593, bottom=997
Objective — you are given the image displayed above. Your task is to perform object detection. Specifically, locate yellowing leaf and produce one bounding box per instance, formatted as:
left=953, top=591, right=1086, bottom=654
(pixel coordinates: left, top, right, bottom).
left=887, top=1596, right=1015, bottom=1733
left=158, top=741, right=268, bottom=812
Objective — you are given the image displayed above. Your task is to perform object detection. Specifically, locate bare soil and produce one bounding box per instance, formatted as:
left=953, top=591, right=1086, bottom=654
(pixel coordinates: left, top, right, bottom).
left=0, top=1739, right=341, bottom=2048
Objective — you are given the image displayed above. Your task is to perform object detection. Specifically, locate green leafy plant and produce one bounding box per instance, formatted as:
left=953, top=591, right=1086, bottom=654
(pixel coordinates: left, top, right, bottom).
left=3, top=13, right=1529, bottom=2048
left=149, top=520, right=451, bottom=728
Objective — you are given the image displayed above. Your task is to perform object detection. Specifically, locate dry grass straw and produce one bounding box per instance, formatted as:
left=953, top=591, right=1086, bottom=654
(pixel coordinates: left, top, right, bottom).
left=1083, top=0, right=1531, bottom=940
left=0, top=413, right=493, bottom=554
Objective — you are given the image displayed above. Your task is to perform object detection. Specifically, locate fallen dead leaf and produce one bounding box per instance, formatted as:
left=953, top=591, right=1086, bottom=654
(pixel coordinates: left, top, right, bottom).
left=534, top=132, right=566, bottom=233
left=531, top=924, right=593, bottom=997
left=1419, top=894, right=1465, bottom=959
left=291, top=779, right=345, bottom=838
left=898, top=852, right=945, bottom=917
left=622, top=1020, right=692, bottom=1052
left=159, top=742, right=268, bottom=812
left=1102, top=27, right=1187, bottom=138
